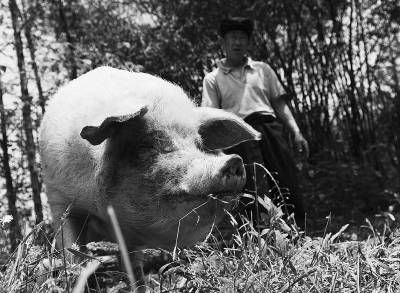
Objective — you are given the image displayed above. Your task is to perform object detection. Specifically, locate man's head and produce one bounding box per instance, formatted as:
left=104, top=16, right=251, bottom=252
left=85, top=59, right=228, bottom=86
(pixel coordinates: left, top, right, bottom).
left=219, top=17, right=253, bottom=66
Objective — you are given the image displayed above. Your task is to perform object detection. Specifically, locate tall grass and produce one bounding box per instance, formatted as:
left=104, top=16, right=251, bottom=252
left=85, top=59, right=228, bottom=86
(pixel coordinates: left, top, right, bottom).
left=1, top=161, right=400, bottom=292
left=1, top=204, right=399, bottom=292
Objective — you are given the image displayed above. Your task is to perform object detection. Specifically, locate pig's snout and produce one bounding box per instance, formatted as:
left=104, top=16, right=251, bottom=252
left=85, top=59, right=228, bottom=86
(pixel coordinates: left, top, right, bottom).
left=217, top=154, right=246, bottom=193
left=221, top=155, right=245, bottom=178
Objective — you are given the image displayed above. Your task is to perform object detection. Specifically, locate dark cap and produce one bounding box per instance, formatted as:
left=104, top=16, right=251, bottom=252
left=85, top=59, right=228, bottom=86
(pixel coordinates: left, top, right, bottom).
left=219, top=17, right=253, bottom=38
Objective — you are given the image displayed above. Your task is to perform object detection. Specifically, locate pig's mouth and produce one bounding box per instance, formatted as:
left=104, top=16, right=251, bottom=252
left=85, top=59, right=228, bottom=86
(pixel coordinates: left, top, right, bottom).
left=168, top=190, right=241, bottom=204
left=207, top=190, right=242, bottom=203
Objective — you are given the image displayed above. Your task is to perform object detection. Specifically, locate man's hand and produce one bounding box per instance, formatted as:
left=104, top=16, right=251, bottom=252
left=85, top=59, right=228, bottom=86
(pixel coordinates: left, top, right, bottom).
left=294, top=132, right=309, bottom=158
left=271, top=96, right=310, bottom=158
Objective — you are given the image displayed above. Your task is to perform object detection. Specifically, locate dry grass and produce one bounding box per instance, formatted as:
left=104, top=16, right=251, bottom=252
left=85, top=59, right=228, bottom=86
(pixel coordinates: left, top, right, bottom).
left=0, top=162, right=400, bottom=293
left=1, top=161, right=399, bottom=292
left=150, top=215, right=400, bottom=292
left=1, top=205, right=399, bottom=292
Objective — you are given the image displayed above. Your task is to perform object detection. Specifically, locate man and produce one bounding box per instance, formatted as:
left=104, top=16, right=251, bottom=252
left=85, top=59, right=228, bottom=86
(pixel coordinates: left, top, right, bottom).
left=201, top=17, right=308, bottom=228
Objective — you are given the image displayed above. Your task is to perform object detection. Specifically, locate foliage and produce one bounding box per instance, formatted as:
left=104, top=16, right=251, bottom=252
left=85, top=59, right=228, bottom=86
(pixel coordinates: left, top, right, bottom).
left=301, top=155, right=400, bottom=237
left=0, top=0, right=399, bottom=290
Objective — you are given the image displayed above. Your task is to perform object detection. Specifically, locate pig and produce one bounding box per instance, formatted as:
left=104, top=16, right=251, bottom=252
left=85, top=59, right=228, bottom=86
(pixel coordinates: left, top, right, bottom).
left=39, top=66, right=260, bottom=288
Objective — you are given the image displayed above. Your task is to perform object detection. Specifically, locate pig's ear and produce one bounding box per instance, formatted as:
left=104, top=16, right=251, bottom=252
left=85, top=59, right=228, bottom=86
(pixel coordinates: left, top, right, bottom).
left=80, top=106, right=148, bottom=145
left=196, top=107, right=261, bottom=150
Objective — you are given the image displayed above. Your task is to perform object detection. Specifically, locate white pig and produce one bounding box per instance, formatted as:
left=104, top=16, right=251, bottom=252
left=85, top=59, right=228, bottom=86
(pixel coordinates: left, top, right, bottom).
left=39, top=66, right=260, bottom=287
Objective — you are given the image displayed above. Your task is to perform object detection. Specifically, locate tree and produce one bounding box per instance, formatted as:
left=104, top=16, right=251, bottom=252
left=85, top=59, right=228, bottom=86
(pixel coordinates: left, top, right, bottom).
left=56, top=0, right=78, bottom=80
left=21, top=0, right=46, bottom=114
left=8, top=0, right=43, bottom=224
left=0, top=66, right=22, bottom=250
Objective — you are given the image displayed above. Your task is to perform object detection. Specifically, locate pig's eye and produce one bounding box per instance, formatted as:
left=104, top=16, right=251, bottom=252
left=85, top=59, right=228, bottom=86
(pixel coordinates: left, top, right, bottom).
left=140, top=130, right=176, bottom=154
left=138, top=141, right=175, bottom=154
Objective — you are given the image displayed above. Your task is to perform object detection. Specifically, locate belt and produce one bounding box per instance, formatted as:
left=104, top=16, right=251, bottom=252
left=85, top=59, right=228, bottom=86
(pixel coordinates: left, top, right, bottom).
left=244, top=112, right=276, bottom=125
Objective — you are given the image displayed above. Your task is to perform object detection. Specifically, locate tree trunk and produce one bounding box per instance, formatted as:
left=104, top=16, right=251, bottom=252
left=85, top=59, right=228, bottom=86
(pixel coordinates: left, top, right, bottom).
left=9, top=0, right=43, bottom=224
left=57, top=0, right=78, bottom=80
left=21, top=0, right=46, bottom=114
left=0, top=67, right=22, bottom=250
left=391, top=47, right=400, bottom=173
left=346, top=0, right=362, bottom=158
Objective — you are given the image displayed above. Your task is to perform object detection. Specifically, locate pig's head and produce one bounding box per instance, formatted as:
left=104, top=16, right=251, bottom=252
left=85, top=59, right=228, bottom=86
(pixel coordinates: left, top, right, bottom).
left=80, top=97, right=260, bottom=249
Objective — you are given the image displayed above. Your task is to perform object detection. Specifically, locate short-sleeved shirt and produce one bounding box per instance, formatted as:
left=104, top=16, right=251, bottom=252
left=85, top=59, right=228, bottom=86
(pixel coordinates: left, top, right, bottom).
left=201, top=57, right=286, bottom=119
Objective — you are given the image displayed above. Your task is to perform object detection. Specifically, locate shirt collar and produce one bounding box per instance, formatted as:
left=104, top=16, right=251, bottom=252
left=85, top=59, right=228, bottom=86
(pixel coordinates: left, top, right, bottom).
left=217, top=57, right=255, bottom=74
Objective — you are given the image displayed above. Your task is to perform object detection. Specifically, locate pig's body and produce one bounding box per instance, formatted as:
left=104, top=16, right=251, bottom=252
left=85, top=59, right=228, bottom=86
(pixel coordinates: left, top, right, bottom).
left=40, top=67, right=260, bottom=282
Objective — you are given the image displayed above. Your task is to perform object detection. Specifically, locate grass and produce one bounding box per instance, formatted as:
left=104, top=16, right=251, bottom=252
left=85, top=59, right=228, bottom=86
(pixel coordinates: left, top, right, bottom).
left=1, top=162, right=399, bottom=292
left=0, top=200, right=399, bottom=292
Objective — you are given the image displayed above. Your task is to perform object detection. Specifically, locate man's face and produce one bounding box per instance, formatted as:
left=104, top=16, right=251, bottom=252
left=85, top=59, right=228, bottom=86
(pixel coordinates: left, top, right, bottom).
left=223, top=30, right=249, bottom=62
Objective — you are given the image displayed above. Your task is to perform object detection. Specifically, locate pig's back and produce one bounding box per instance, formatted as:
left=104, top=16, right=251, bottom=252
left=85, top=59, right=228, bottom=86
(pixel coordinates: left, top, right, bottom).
left=42, top=67, right=190, bottom=134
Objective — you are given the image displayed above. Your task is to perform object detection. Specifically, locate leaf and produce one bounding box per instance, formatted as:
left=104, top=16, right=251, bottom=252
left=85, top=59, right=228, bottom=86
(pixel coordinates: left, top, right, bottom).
left=274, top=230, right=288, bottom=253
left=67, top=248, right=99, bottom=262
left=330, top=224, right=349, bottom=242
left=159, top=261, right=182, bottom=276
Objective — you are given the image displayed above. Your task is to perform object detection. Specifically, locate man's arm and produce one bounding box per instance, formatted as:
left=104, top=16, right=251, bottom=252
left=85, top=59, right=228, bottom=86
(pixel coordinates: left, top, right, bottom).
left=263, top=63, right=309, bottom=157
left=271, top=96, right=309, bottom=157
left=201, top=74, right=221, bottom=108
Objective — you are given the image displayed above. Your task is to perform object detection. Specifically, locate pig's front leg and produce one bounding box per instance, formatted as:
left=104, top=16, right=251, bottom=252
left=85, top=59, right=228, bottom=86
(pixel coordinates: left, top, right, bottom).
left=57, top=214, right=88, bottom=249
left=47, top=190, right=89, bottom=249
left=129, top=251, right=146, bottom=292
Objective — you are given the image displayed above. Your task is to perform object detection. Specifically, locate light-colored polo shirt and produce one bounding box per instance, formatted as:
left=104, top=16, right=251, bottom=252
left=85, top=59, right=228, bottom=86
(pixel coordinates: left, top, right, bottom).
left=201, top=57, right=286, bottom=119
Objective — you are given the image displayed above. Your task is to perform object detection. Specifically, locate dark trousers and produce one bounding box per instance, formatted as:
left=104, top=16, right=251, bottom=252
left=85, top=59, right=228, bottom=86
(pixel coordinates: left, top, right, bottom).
left=225, top=113, right=305, bottom=228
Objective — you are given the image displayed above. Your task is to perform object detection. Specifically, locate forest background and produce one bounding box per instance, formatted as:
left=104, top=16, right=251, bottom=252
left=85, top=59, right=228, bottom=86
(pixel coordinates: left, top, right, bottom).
left=0, top=0, right=399, bottom=253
